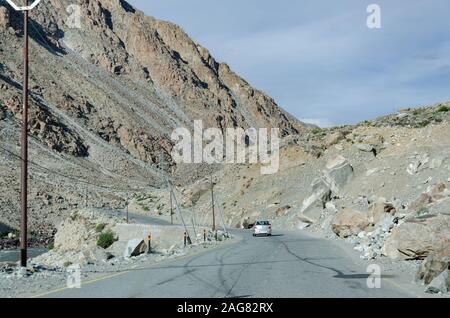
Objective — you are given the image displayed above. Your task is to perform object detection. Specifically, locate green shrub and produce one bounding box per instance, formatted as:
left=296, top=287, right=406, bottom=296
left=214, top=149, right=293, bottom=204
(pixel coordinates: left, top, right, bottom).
left=437, top=105, right=449, bottom=113
left=97, top=230, right=118, bottom=249
left=47, top=242, right=55, bottom=250
left=417, top=207, right=429, bottom=216
left=95, top=223, right=107, bottom=233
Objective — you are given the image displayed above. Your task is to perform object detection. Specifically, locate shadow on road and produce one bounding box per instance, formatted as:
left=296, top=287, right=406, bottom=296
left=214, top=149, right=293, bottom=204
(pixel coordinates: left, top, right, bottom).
left=334, top=273, right=397, bottom=279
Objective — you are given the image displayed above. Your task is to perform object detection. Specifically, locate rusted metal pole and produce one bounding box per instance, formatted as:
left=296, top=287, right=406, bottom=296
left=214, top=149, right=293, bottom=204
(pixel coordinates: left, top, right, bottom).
left=20, top=5, right=29, bottom=268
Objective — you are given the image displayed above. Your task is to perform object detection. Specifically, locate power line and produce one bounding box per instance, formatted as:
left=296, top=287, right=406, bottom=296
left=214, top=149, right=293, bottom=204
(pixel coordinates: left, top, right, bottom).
left=0, top=145, right=144, bottom=192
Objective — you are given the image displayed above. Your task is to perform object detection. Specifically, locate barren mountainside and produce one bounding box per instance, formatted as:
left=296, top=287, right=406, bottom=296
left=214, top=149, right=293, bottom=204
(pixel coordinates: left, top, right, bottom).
left=0, top=0, right=304, bottom=233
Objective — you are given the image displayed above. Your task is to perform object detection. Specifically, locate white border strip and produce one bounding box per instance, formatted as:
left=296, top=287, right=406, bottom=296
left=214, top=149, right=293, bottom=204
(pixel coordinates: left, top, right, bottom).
left=5, top=0, right=42, bottom=11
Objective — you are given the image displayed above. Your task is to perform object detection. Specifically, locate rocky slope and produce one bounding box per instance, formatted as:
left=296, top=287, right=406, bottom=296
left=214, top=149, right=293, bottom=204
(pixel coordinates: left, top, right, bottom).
left=136, top=101, right=450, bottom=294
left=0, top=0, right=305, bottom=236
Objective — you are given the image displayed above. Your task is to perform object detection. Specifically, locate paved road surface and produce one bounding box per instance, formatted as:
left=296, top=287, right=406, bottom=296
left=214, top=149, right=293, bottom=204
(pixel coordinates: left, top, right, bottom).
left=39, top=230, right=415, bottom=298
left=0, top=248, right=48, bottom=263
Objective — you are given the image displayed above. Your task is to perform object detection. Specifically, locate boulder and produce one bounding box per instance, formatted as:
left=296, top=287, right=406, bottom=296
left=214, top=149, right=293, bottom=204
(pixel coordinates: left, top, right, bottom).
left=416, top=243, right=450, bottom=285
left=331, top=208, right=371, bottom=238
left=355, top=143, right=375, bottom=153
left=242, top=217, right=256, bottom=229
left=299, top=156, right=353, bottom=224
left=382, top=214, right=450, bottom=260
left=298, top=178, right=332, bottom=223
left=324, top=155, right=354, bottom=193
left=407, top=153, right=429, bottom=175
left=426, top=270, right=450, bottom=294
left=296, top=221, right=311, bottom=230
left=409, top=193, right=433, bottom=212
left=362, top=134, right=384, bottom=146
left=325, top=131, right=344, bottom=147
left=409, top=182, right=448, bottom=212
left=0, top=6, right=9, bottom=28
left=276, top=205, right=291, bottom=217
left=368, top=201, right=396, bottom=224
left=124, top=239, right=147, bottom=258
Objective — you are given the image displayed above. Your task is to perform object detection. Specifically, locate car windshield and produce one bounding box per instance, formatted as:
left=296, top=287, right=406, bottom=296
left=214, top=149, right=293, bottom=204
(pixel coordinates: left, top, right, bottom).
left=256, top=221, right=270, bottom=226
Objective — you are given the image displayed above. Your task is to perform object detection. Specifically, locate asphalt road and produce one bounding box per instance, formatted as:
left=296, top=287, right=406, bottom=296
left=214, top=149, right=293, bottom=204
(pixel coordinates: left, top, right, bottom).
left=38, top=230, right=415, bottom=298
left=0, top=248, right=48, bottom=263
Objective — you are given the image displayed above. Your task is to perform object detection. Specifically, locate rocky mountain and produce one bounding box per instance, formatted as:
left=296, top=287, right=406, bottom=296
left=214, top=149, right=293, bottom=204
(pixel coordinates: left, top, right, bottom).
left=0, top=0, right=305, bottom=234
left=1, top=0, right=448, bottom=295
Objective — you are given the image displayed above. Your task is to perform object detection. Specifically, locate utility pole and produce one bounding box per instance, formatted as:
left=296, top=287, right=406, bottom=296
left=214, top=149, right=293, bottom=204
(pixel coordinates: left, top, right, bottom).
left=169, top=190, right=173, bottom=225
left=161, top=151, right=174, bottom=225
left=214, top=192, right=229, bottom=237
left=84, top=186, right=88, bottom=208
left=210, top=173, right=216, bottom=232
left=169, top=188, right=192, bottom=245
left=4, top=0, right=43, bottom=268
left=170, top=166, right=174, bottom=225
left=20, top=2, right=29, bottom=268
left=3, top=0, right=43, bottom=267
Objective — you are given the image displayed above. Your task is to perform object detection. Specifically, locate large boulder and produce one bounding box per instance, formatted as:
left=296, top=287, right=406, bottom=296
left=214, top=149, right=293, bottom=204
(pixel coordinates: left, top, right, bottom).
left=298, top=178, right=332, bottom=223
left=331, top=208, right=370, bottom=238
left=368, top=201, right=396, bottom=225
left=299, top=155, right=353, bottom=223
left=382, top=214, right=450, bottom=260
left=409, top=182, right=448, bottom=212
left=123, top=239, right=147, bottom=258
left=426, top=270, right=450, bottom=294
left=416, top=243, right=450, bottom=285
left=325, top=155, right=354, bottom=192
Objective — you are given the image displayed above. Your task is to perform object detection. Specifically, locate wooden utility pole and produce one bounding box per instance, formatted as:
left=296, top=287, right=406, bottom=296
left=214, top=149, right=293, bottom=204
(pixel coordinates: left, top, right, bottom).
left=213, top=192, right=229, bottom=237
left=170, top=188, right=192, bottom=245
left=210, top=173, right=216, bottom=231
left=84, top=186, right=88, bottom=208
left=20, top=4, right=29, bottom=268
left=169, top=189, right=173, bottom=225
left=4, top=0, right=44, bottom=268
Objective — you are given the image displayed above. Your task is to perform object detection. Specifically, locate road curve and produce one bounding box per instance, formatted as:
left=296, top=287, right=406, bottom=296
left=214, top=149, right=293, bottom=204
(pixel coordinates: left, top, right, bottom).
left=40, top=230, right=414, bottom=298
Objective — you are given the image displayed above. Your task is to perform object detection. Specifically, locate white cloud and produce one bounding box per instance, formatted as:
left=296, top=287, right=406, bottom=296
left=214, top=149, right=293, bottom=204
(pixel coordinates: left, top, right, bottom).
left=300, top=118, right=335, bottom=128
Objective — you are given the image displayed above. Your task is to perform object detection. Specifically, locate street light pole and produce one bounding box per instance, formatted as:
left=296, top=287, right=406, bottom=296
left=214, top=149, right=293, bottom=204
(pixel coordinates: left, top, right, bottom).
left=20, top=2, right=29, bottom=268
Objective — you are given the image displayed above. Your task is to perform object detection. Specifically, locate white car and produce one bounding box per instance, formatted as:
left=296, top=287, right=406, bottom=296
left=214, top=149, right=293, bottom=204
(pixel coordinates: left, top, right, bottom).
left=253, top=220, right=272, bottom=237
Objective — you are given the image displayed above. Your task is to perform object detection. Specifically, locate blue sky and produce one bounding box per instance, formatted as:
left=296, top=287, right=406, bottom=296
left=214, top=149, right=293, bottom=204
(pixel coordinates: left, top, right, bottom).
left=127, top=0, right=450, bottom=127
